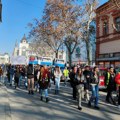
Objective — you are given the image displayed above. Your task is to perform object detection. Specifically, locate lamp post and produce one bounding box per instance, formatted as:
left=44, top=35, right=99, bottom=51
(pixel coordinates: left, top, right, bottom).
left=0, top=0, right=2, bottom=22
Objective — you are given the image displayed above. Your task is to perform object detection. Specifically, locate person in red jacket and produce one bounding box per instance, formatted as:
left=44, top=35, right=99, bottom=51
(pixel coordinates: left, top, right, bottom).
left=115, top=71, right=120, bottom=109
left=39, top=65, right=50, bottom=103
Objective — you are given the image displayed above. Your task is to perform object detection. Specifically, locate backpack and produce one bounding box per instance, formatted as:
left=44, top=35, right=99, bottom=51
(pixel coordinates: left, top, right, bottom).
left=27, top=66, right=33, bottom=75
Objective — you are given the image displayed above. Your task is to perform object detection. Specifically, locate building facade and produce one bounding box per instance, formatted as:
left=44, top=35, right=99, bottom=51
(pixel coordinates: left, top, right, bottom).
left=0, top=53, right=9, bottom=64
left=13, top=35, right=29, bottom=57
left=13, top=35, right=67, bottom=62
left=96, top=1, right=120, bottom=68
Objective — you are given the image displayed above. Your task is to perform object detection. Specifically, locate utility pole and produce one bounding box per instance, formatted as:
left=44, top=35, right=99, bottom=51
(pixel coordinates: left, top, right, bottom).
left=0, top=0, right=2, bottom=22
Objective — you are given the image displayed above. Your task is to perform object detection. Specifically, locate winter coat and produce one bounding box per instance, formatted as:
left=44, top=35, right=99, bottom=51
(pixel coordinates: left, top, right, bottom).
left=69, top=71, right=78, bottom=88
left=39, top=69, right=50, bottom=89
left=115, top=72, right=120, bottom=85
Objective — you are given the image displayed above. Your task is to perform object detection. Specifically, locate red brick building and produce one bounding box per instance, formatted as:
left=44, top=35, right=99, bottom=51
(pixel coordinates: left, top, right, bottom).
left=96, top=1, right=120, bottom=68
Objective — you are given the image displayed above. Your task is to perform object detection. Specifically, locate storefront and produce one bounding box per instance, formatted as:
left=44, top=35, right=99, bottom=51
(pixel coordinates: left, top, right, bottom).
left=96, top=57, right=120, bottom=68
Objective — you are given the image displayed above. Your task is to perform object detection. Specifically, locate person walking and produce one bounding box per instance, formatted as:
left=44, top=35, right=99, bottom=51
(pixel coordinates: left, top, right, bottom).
left=88, top=66, right=100, bottom=109
left=39, top=65, right=50, bottom=102
left=34, top=66, right=39, bottom=92
left=105, top=67, right=116, bottom=105
left=83, top=65, right=92, bottom=103
left=14, top=67, right=20, bottom=89
left=0, top=66, right=3, bottom=83
left=63, top=67, right=69, bottom=86
left=76, top=68, right=85, bottom=110
left=54, top=66, right=62, bottom=94
left=69, top=66, right=78, bottom=100
left=115, top=71, right=120, bottom=109
left=7, top=65, right=10, bottom=83
left=27, top=64, right=34, bottom=95
left=9, top=66, right=15, bottom=86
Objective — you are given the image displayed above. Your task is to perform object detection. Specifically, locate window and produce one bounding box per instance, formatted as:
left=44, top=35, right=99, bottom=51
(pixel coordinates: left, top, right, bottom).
left=114, top=52, right=120, bottom=57
left=104, top=54, right=109, bottom=58
left=115, top=17, right=120, bottom=31
left=99, top=54, right=104, bottom=58
left=22, top=51, right=26, bottom=56
left=103, top=22, right=108, bottom=35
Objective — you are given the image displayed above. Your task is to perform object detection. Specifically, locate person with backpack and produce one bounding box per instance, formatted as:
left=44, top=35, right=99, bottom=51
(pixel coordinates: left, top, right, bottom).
left=105, top=67, right=116, bottom=105
left=88, top=66, right=100, bottom=109
left=27, top=64, right=34, bottom=95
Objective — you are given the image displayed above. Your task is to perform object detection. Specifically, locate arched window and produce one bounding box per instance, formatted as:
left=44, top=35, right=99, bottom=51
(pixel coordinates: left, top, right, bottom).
left=103, top=22, right=108, bottom=35
left=115, top=17, right=120, bottom=31
left=22, top=46, right=26, bottom=56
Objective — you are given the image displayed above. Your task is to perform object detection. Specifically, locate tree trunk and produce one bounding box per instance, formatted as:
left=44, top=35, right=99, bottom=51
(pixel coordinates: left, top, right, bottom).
left=86, top=40, right=92, bottom=65
left=55, top=51, right=58, bottom=59
left=68, top=51, right=72, bottom=68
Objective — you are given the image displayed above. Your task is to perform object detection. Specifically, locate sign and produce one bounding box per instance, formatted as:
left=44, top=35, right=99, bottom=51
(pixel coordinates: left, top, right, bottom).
left=10, top=56, right=27, bottom=65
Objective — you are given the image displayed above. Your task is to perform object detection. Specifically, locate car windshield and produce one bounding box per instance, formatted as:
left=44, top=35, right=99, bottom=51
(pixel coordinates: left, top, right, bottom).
left=42, top=58, right=52, bottom=61
left=56, top=60, right=64, bottom=63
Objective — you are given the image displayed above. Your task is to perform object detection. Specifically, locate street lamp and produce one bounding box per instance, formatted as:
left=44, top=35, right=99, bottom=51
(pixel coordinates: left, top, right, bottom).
left=0, top=0, right=2, bottom=22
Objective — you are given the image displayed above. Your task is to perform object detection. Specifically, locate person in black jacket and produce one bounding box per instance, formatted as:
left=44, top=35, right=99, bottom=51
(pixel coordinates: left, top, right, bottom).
left=83, top=65, right=92, bottom=102
left=105, top=67, right=116, bottom=104
left=88, top=66, right=100, bottom=109
left=27, top=64, right=34, bottom=95
left=14, top=67, right=20, bottom=89
left=69, top=66, right=78, bottom=100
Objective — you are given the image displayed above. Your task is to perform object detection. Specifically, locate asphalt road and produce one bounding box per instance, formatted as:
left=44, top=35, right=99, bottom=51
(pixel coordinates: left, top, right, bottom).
left=0, top=81, right=120, bottom=120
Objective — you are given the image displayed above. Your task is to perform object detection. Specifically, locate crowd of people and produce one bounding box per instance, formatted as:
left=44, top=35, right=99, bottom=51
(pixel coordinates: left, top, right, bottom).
left=0, top=64, right=120, bottom=111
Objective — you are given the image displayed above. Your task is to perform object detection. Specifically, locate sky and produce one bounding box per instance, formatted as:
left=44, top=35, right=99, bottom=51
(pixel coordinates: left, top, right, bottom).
left=0, top=0, right=108, bottom=55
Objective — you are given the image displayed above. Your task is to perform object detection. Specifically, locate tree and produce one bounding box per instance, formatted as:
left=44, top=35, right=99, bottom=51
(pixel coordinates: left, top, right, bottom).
left=29, top=39, right=54, bottom=57
left=110, top=0, right=120, bottom=8
left=81, top=0, right=98, bottom=65
left=44, top=0, right=84, bottom=67
left=29, top=0, right=97, bottom=67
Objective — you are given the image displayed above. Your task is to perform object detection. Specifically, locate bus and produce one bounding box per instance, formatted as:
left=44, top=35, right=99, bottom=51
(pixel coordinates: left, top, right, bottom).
left=28, top=56, right=39, bottom=65
left=40, top=57, right=53, bottom=66
left=54, top=59, right=65, bottom=68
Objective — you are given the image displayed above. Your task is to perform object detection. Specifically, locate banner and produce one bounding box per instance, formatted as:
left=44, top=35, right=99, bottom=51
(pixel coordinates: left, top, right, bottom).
left=10, top=56, right=27, bottom=65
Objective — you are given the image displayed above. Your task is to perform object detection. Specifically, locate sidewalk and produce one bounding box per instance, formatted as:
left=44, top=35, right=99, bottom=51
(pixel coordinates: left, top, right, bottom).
left=0, top=83, right=12, bottom=120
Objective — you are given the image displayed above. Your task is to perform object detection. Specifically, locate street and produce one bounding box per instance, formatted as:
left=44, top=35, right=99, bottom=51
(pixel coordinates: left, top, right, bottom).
left=0, top=81, right=120, bottom=120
